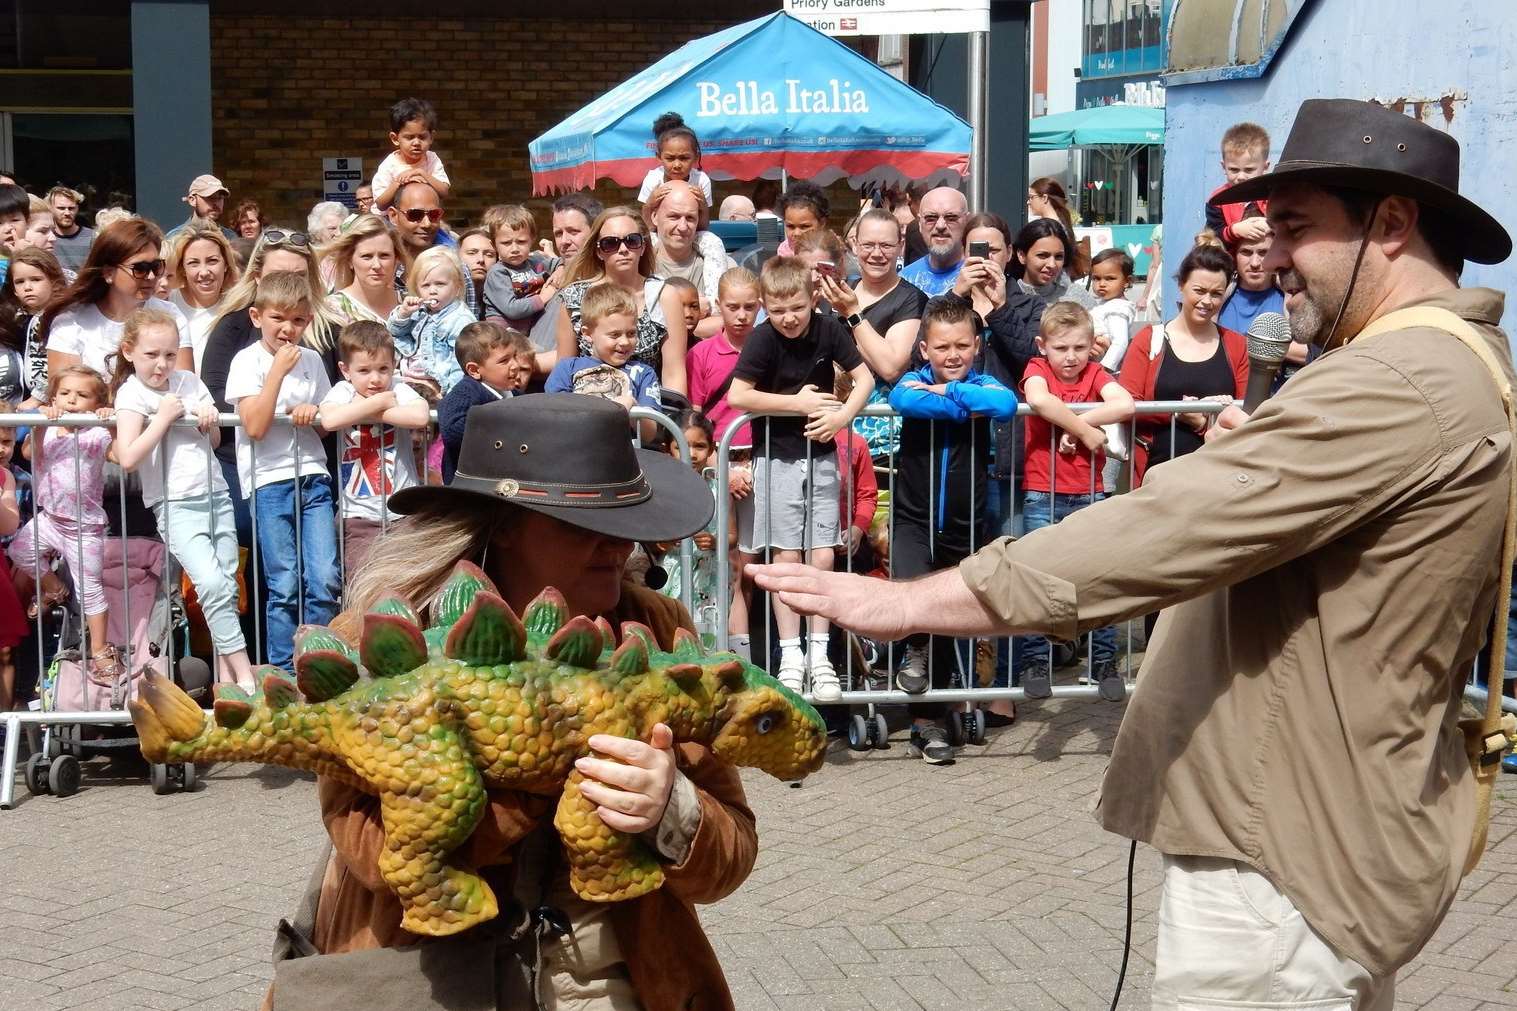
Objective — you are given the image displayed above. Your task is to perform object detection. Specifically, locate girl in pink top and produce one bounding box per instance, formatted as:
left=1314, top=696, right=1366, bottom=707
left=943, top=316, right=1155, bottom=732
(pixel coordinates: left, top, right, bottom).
left=9, top=365, right=118, bottom=678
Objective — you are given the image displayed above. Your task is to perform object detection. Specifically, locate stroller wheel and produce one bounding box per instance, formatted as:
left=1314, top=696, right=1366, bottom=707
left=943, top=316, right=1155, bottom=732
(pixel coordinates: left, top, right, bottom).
left=150, top=763, right=172, bottom=795
left=871, top=713, right=889, bottom=748
left=24, top=753, right=50, bottom=796
left=846, top=714, right=871, bottom=752
left=178, top=763, right=197, bottom=792
left=48, top=755, right=80, bottom=798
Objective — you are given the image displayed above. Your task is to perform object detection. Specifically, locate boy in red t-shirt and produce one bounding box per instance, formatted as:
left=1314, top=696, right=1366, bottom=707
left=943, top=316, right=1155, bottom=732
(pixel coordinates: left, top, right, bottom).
left=1019, top=303, right=1135, bottom=697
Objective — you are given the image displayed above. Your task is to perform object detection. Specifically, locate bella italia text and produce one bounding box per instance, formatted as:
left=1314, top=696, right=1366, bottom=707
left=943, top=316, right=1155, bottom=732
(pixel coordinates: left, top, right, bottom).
left=696, top=79, right=869, bottom=116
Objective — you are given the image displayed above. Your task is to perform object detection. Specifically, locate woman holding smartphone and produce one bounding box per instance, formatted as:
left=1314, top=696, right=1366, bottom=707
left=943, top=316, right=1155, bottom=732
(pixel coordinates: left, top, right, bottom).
left=951, top=212, right=1015, bottom=321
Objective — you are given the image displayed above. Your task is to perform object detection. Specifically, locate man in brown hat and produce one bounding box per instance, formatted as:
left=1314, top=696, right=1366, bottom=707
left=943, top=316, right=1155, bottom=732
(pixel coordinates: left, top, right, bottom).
left=166, top=173, right=236, bottom=241
left=752, top=98, right=1515, bottom=1006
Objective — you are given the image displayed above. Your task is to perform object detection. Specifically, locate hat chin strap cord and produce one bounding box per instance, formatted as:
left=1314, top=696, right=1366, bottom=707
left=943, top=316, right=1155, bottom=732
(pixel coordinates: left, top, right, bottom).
left=1322, top=200, right=1382, bottom=350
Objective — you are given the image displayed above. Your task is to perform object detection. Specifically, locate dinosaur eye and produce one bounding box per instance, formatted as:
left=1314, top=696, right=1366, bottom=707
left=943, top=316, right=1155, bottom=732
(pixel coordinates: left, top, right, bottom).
left=755, top=712, right=781, bottom=735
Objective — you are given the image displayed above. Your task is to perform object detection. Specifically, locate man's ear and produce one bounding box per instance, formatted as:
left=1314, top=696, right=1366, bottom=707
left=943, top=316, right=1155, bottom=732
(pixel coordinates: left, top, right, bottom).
left=1375, top=195, right=1420, bottom=258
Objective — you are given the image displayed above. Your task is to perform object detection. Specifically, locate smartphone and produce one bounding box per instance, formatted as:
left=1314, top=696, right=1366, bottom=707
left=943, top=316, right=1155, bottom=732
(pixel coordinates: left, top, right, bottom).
left=968, top=240, right=990, bottom=260
left=815, top=260, right=838, bottom=277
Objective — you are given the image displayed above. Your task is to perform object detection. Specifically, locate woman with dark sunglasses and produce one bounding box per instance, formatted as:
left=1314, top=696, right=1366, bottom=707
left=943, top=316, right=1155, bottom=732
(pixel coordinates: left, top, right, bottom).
left=41, top=217, right=194, bottom=381
left=552, top=206, right=690, bottom=396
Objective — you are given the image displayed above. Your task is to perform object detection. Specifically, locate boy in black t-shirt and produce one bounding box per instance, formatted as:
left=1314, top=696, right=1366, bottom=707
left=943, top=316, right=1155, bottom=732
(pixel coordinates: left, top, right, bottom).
left=728, top=256, right=874, bottom=702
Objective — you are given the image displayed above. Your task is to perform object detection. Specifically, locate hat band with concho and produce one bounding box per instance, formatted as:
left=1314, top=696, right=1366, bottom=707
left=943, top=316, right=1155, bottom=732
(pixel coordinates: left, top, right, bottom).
left=453, top=473, right=653, bottom=508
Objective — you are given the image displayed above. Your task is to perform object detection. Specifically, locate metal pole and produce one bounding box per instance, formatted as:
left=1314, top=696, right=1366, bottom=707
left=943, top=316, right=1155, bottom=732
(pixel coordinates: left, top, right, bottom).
left=967, top=29, right=989, bottom=212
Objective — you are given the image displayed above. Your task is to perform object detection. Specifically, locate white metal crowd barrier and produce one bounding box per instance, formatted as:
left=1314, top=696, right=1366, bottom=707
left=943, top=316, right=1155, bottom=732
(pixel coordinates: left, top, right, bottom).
left=0, top=407, right=690, bottom=810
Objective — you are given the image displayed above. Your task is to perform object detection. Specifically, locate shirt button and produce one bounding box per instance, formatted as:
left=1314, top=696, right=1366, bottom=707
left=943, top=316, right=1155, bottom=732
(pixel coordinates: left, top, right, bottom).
left=1235, top=473, right=1250, bottom=484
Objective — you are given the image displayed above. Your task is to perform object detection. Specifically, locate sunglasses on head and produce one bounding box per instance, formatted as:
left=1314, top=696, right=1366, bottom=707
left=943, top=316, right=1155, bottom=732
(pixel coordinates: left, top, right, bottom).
left=118, top=259, right=167, bottom=280
left=401, top=208, right=443, bottom=224
left=597, top=233, right=646, bottom=254
left=261, top=229, right=310, bottom=247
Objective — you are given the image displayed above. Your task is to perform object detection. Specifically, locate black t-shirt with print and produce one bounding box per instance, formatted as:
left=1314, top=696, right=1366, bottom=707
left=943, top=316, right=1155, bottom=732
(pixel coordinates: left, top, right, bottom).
left=733, top=312, right=863, bottom=460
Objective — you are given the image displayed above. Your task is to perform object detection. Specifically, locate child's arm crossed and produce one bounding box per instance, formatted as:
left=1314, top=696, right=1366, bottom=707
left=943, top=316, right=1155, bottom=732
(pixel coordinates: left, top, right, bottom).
left=946, top=375, right=1019, bottom=420
left=889, top=377, right=968, bottom=422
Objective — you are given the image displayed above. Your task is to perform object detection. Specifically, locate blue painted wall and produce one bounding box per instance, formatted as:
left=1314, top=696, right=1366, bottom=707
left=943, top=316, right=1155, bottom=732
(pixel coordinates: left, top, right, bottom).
left=1160, top=0, right=1517, bottom=330
left=131, top=1, right=214, bottom=227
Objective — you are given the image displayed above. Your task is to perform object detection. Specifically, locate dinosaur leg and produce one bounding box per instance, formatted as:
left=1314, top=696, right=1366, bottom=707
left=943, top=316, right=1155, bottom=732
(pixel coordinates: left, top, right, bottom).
left=553, top=768, right=665, bottom=902
left=375, top=734, right=496, bottom=937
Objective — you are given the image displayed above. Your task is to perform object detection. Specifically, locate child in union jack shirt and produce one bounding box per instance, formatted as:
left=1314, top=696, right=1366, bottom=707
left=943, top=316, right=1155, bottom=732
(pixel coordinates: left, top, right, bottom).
left=319, top=321, right=432, bottom=576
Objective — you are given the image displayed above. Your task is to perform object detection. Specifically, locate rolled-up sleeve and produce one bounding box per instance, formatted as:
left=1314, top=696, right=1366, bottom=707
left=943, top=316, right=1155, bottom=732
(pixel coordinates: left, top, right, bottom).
left=960, top=345, right=1451, bottom=638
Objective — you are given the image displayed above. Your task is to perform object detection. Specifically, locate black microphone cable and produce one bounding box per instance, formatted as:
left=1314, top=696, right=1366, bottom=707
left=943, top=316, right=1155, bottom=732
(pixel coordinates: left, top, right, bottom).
left=1108, top=839, right=1137, bottom=1011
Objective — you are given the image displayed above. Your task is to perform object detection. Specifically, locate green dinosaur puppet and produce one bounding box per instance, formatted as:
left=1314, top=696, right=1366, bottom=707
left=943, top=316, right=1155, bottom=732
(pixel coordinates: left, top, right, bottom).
left=129, top=561, right=827, bottom=937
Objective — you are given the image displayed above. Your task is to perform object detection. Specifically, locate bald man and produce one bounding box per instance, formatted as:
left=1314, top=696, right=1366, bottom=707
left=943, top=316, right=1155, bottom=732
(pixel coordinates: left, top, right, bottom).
left=901, top=186, right=969, bottom=296
left=719, top=194, right=756, bottom=221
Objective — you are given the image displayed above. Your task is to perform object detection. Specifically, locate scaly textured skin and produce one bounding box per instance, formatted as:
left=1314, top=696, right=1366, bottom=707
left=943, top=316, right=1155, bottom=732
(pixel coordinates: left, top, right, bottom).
left=130, top=562, right=826, bottom=937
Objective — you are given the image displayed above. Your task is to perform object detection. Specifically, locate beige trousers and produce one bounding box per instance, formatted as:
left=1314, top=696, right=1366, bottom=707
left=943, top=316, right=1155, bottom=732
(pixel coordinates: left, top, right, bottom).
left=1152, top=855, right=1396, bottom=1010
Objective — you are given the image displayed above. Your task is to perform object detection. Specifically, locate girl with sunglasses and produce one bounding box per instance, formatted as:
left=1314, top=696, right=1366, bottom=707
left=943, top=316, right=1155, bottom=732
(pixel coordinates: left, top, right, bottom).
left=41, top=218, right=193, bottom=383
left=553, top=206, right=689, bottom=396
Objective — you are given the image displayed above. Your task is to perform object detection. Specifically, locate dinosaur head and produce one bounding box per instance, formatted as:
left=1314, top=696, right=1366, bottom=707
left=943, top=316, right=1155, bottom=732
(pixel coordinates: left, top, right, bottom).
left=710, top=660, right=827, bottom=782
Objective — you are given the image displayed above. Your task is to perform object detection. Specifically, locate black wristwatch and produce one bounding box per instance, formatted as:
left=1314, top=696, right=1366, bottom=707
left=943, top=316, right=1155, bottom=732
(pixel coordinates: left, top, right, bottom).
left=844, top=312, right=863, bottom=329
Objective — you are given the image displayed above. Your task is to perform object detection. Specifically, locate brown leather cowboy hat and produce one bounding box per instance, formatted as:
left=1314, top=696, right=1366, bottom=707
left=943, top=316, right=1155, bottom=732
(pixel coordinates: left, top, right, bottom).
left=1216, top=98, right=1511, bottom=265
left=388, top=395, right=713, bottom=543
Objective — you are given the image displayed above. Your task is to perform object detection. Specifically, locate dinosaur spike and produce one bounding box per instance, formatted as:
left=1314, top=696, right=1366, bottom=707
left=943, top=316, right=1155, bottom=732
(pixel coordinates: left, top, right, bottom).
left=545, top=616, right=603, bottom=669
left=714, top=659, right=746, bottom=690
left=213, top=684, right=255, bottom=729
left=670, top=627, right=704, bottom=662
left=362, top=612, right=429, bottom=677
left=374, top=593, right=421, bottom=624
left=294, top=625, right=360, bottom=702
left=608, top=635, right=649, bottom=678
left=261, top=667, right=300, bottom=708
left=138, top=668, right=207, bottom=741
left=430, top=560, right=500, bottom=630
left=619, top=621, right=657, bottom=652
left=444, top=591, right=527, bottom=666
left=593, top=616, right=616, bottom=652
left=524, top=587, right=568, bottom=639
left=665, top=663, right=703, bottom=689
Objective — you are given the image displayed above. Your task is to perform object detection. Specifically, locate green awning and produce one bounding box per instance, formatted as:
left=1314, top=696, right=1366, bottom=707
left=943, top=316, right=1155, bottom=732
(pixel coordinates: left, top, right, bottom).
left=1028, top=103, right=1165, bottom=151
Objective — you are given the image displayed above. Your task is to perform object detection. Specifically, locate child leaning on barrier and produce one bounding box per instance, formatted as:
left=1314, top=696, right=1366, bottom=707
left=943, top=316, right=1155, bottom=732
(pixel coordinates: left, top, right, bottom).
left=112, top=307, right=255, bottom=692
left=1017, top=302, right=1135, bottom=697
left=10, top=365, right=118, bottom=680
left=439, top=321, right=531, bottom=485
left=224, top=270, right=339, bottom=671
left=319, top=321, right=431, bottom=578
left=727, top=255, right=874, bottom=702
left=888, top=295, right=1018, bottom=765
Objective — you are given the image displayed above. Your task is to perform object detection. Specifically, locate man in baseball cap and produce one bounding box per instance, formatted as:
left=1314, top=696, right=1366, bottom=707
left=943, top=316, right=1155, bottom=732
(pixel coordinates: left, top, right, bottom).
left=166, top=173, right=236, bottom=241
left=753, top=98, right=1515, bottom=1007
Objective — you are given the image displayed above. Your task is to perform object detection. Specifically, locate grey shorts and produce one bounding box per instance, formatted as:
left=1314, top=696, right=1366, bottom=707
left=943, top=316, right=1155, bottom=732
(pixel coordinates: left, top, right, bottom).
left=743, top=453, right=840, bottom=553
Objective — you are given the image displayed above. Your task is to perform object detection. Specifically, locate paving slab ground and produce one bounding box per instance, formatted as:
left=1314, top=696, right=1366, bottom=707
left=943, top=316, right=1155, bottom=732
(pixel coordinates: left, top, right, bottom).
left=2, top=698, right=1514, bottom=1010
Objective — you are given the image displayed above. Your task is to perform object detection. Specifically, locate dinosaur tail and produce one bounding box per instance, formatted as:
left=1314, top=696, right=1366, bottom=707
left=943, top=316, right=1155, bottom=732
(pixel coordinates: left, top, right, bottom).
left=129, top=668, right=212, bottom=763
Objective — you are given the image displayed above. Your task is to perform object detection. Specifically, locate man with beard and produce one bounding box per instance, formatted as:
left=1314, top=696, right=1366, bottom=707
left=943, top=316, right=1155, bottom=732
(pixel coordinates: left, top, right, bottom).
left=47, top=185, right=94, bottom=272
left=751, top=99, right=1514, bottom=1007
left=900, top=186, right=969, bottom=296
left=166, top=174, right=237, bottom=241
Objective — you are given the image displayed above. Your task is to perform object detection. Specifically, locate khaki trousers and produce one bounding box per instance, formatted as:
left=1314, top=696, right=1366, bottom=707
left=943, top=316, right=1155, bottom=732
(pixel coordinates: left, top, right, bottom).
left=1152, top=855, right=1395, bottom=1010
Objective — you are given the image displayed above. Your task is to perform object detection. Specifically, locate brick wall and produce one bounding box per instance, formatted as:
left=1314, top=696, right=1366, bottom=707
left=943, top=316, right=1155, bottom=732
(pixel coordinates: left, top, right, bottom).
left=209, top=15, right=736, bottom=232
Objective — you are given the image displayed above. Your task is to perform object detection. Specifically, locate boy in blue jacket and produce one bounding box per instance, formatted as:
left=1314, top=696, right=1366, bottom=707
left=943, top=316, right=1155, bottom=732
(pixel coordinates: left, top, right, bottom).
left=439, top=322, right=530, bottom=484
left=887, top=295, right=1017, bottom=764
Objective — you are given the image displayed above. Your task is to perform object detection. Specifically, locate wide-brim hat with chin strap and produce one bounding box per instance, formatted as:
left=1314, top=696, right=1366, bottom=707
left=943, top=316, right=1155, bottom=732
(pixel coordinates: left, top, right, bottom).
left=1215, top=98, right=1511, bottom=265
left=387, top=395, right=713, bottom=543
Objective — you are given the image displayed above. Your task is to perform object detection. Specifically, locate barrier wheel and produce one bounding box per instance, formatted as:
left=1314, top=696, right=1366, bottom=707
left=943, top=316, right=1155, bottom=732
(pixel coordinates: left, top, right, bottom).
left=179, top=763, right=197, bottom=792
left=24, top=753, right=50, bottom=796
left=945, top=714, right=964, bottom=747
left=846, top=715, right=871, bottom=752
left=150, top=763, right=172, bottom=795
left=48, top=754, right=80, bottom=798
left=870, top=713, right=889, bottom=749
left=967, top=709, right=987, bottom=746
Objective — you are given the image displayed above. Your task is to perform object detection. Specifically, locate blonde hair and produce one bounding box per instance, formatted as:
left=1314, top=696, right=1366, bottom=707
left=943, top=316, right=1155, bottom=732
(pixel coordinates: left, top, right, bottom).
left=47, top=186, right=84, bottom=205
left=321, top=213, right=408, bottom=291
left=562, top=207, right=655, bottom=286
left=759, top=255, right=811, bottom=303
left=484, top=204, right=536, bottom=241
left=1038, top=301, right=1094, bottom=341
left=111, top=307, right=181, bottom=393
left=407, top=246, right=468, bottom=300
left=580, top=282, right=638, bottom=332
left=94, top=207, right=134, bottom=230
left=792, top=228, right=846, bottom=265
left=717, top=266, right=759, bottom=299
left=27, top=195, right=49, bottom=217
left=166, top=225, right=240, bottom=301
left=342, top=502, right=519, bottom=620
left=211, top=230, right=338, bottom=350
left=253, top=270, right=314, bottom=313
left=1221, top=122, right=1270, bottom=160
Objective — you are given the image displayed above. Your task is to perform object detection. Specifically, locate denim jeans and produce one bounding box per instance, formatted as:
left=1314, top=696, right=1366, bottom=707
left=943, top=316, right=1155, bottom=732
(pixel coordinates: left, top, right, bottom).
left=1020, top=490, right=1116, bottom=669
left=253, top=475, right=339, bottom=669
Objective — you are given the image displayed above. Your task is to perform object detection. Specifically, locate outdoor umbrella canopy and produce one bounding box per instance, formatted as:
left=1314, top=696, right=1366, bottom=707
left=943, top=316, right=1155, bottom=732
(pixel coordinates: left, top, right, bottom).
left=529, top=12, right=971, bottom=195
left=1028, top=103, right=1164, bottom=151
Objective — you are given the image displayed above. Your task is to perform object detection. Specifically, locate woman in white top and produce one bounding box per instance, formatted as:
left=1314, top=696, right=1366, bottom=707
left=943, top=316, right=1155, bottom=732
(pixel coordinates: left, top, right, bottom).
left=43, top=218, right=192, bottom=380
left=321, top=214, right=406, bottom=327
left=166, top=225, right=240, bottom=373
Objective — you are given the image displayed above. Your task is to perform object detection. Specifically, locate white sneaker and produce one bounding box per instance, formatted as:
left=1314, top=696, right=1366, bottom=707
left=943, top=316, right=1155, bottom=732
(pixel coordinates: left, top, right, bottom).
left=776, top=657, right=805, bottom=695
left=809, top=657, right=842, bottom=703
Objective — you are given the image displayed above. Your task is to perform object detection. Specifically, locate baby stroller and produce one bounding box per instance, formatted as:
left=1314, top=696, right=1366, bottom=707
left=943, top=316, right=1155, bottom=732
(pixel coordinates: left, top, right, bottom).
left=23, top=536, right=209, bottom=798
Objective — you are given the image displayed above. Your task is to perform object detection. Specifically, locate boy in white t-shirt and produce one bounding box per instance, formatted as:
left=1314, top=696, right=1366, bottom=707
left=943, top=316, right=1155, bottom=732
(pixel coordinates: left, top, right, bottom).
left=371, top=97, right=450, bottom=211
left=224, top=272, right=338, bottom=669
left=319, top=321, right=430, bottom=576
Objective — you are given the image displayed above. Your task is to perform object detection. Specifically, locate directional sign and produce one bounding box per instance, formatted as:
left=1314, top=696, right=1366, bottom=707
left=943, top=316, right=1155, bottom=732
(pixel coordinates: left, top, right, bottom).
left=783, top=0, right=989, bottom=36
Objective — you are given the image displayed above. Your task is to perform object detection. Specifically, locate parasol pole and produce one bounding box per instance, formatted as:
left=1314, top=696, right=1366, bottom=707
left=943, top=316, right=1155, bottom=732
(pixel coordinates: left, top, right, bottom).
left=967, top=29, right=988, bottom=210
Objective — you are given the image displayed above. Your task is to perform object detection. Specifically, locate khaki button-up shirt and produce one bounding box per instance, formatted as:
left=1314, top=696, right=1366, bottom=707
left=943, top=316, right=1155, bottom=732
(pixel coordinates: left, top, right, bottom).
left=959, top=287, right=1510, bottom=977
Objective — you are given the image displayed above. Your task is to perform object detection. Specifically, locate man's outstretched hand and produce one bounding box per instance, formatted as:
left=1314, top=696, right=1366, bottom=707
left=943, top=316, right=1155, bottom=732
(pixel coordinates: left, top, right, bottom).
left=749, top=563, right=914, bottom=642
